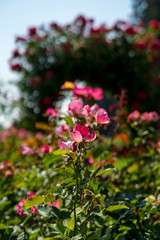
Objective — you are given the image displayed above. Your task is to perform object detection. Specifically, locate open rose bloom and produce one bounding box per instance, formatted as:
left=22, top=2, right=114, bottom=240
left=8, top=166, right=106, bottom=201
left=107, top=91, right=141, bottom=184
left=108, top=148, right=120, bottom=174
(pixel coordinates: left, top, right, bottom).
left=69, top=125, right=97, bottom=143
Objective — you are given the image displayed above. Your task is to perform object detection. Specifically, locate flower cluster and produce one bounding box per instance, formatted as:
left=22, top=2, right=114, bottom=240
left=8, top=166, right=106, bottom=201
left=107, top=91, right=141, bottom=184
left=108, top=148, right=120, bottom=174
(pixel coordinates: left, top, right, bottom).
left=57, top=96, right=110, bottom=151
left=68, top=100, right=110, bottom=125
left=73, top=86, right=103, bottom=100
left=127, top=110, right=159, bottom=123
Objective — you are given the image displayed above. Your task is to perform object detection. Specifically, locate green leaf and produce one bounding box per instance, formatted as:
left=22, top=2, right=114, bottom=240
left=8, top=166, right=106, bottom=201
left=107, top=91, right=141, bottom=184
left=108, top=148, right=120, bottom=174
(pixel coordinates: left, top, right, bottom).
left=101, top=235, right=111, bottom=240
left=23, top=195, right=45, bottom=210
left=43, top=236, right=63, bottom=240
left=90, top=165, right=101, bottom=179
left=0, top=223, right=10, bottom=229
left=71, top=234, right=83, bottom=239
left=43, top=237, right=62, bottom=240
left=100, top=151, right=112, bottom=160
left=153, top=224, right=160, bottom=239
left=44, top=193, right=56, bottom=204
left=51, top=149, right=70, bottom=155
left=50, top=222, right=65, bottom=235
left=100, top=195, right=106, bottom=210
left=17, top=232, right=29, bottom=240
left=87, top=231, right=101, bottom=240
left=68, top=215, right=75, bottom=230
left=102, top=226, right=113, bottom=240
left=43, top=235, right=64, bottom=240
left=62, top=117, right=74, bottom=126
left=20, top=215, right=31, bottom=226
left=52, top=206, right=62, bottom=219
left=114, top=157, right=134, bottom=170
left=38, top=205, right=51, bottom=217
left=62, top=132, right=69, bottom=138
left=95, top=169, right=113, bottom=177
left=106, top=205, right=128, bottom=212
left=44, top=152, right=63, bottom=166
left=4, top=228, right=13, bottom=240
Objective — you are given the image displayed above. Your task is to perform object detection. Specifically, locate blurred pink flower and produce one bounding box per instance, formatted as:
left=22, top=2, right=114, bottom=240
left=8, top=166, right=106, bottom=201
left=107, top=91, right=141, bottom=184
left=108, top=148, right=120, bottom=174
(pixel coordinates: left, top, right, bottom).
left=92, top=88, right=103, bottom=100
left=141, top=111, right=159, bottom=122
left=79, top=105, right=91, bottom=117
left=68, top=100, right=83, bottom=116
left=136, top=40, right=146, bottom=50
left=73, top=86, right=103, bottom=100
left=88, top=158, right=94, bottom=165
left=55, top=125, right=69, bottom=138
left=58, top=141, right=76, bottom=152
left=149, top=111, right=159, bottom=121
left=40, top=145, right=52, bottom=154
left=127, top=110, right=140, bottom=122
left=96, top=109, right=110, bottom=124
left=45, top=108, right=59, bottom=117
left=21, top=146, right=34, bottom=155
left=53, top=199, right=60, bottom=208
left=19, top=128, right=27, bottom=138
left=149, top=20, right=160, bottom=29
left=73, top=86, right=92, bottom=98
left=90, top=104, right=100, bottom=117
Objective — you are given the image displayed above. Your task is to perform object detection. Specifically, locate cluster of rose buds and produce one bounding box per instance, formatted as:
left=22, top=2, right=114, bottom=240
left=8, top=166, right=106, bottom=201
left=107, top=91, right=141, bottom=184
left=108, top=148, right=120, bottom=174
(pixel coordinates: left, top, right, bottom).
left=127, top=110, right=159, bottom=123
left=17, top=192, right=60, bottom=216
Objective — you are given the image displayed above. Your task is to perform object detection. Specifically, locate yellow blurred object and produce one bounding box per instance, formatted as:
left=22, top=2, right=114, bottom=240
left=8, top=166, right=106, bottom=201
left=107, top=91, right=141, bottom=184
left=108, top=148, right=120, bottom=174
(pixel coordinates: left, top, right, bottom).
left=127, top=164, right=138, bottom=172
left=35, top=122, right=52, bottom=131
left=61, top=81, right=75, bottom=90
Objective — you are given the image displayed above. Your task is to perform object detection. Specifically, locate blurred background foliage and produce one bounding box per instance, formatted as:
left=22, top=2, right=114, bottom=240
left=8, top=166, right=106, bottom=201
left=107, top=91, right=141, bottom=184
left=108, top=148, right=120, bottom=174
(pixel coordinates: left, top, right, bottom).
left=9, top=15, right=160, bottom=130
left=133, top=0, right=160, bottom=24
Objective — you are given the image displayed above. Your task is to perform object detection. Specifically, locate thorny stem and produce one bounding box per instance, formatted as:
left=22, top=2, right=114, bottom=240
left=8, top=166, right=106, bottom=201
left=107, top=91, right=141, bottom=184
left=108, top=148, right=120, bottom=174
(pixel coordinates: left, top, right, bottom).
left=74, top=162, right=79, bottom=236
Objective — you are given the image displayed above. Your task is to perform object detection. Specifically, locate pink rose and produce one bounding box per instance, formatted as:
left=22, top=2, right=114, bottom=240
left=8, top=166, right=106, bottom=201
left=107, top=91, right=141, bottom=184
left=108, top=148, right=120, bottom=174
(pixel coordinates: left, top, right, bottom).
left=92, top=88, right=103, bottom=100
left=40, top=145, right=52, bottom=154
left=149, top=20, right=160, bottom=29
left=45, top=108, right=59, bottom=117
left=127, top=110, right=140, bottom=122
left=96, top=109, right=110, bottom=124
left=68, top=100, right=83, bottom=116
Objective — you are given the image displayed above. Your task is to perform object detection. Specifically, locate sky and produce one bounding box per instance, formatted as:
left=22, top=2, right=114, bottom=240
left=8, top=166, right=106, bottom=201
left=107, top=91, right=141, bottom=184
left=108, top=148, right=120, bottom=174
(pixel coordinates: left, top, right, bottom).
left=0, top=0, right=132, bottom=126
left=0, top=0, right=132, bottom=81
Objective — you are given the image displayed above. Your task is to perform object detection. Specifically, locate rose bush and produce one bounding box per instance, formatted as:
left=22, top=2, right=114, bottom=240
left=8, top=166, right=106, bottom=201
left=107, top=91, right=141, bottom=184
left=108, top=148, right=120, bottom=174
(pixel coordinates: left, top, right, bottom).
left=1, top=83, right=160, bottom=239
left=10, top=16, right=160, bottom=128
